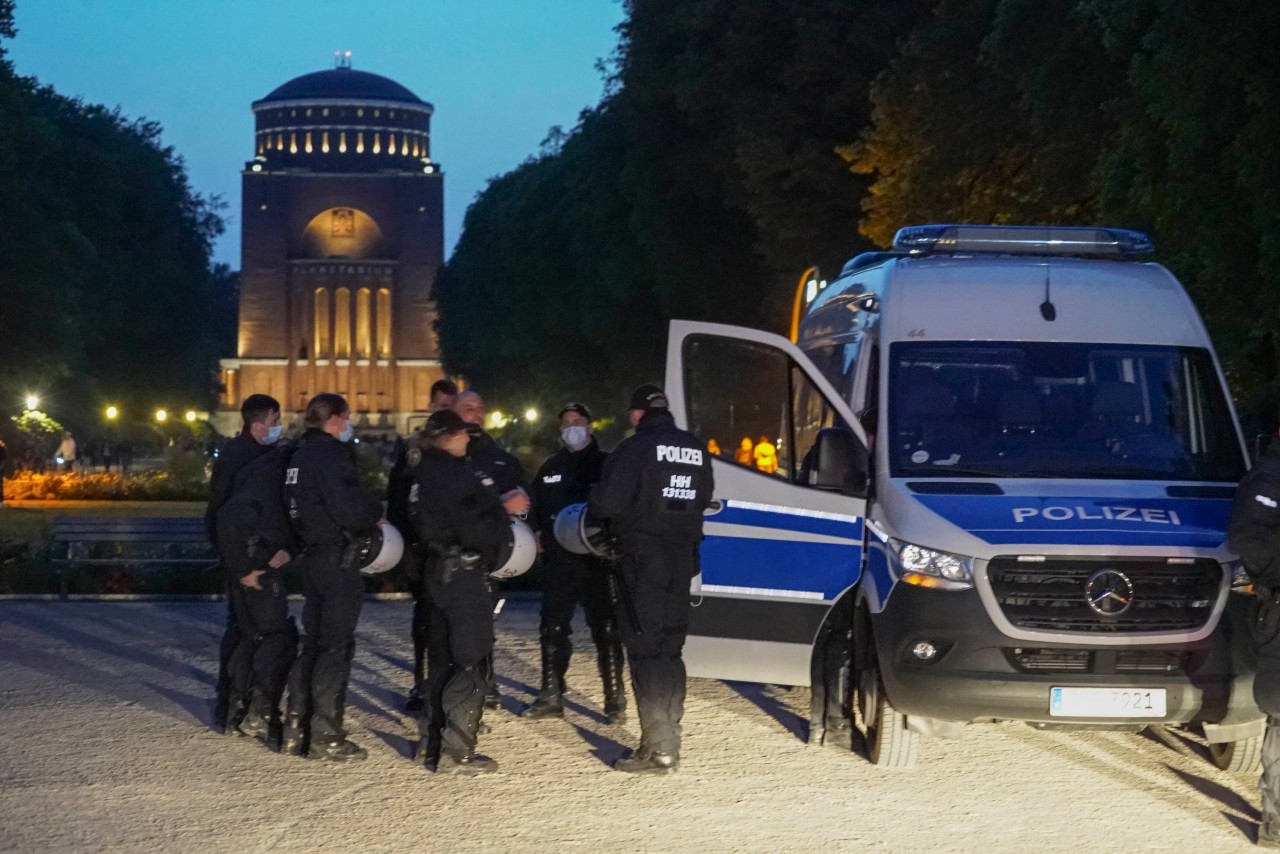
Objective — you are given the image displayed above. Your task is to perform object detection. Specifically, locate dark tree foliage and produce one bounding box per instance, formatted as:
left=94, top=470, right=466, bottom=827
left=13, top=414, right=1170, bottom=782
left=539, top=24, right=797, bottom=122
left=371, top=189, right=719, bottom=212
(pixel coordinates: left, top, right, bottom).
left=848, top=0, right=1280, bottom=419
left=436, top=0, right=927, bottom=406
left=0, top=2, right=224, bottom=432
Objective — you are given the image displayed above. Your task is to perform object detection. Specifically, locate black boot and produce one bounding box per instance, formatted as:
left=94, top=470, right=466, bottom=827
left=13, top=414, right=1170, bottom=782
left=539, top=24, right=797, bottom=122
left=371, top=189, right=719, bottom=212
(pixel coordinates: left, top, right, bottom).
left=436, top=752, right=498, bottom=775
left=598, top=641, right=627, bottom=724
left=308, top=738, right=368, bottom=762
left=281, top=714, right=308, bottom=757
left=614, top=747, right=678, bottom=774
left=525, top=631, right=567, bottom=719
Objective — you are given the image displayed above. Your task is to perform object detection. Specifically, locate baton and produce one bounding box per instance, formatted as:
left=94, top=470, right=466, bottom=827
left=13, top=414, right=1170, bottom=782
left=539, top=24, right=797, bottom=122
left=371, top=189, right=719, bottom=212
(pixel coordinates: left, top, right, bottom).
left=607, top=558, right=642, bottom=637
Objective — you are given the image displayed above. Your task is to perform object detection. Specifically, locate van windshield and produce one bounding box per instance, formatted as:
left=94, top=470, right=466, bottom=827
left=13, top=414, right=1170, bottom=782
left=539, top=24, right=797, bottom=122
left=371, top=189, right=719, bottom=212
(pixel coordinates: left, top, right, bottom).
left=888, top=342, right=1246, bottom=481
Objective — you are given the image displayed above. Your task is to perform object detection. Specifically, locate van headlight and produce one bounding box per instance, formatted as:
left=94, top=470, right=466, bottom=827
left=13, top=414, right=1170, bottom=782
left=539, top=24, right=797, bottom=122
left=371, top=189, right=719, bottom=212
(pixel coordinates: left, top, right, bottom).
left=891, top=539, right=973, bottom=591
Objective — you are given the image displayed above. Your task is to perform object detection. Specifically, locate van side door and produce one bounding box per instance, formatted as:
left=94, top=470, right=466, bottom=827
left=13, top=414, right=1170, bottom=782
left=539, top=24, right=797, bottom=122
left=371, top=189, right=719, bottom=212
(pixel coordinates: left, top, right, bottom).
left=665, top=320, right=870, bottom=686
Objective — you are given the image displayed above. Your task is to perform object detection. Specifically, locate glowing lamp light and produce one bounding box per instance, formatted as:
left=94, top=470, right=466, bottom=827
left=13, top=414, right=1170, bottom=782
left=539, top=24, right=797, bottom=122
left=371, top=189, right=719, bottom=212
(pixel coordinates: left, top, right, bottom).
left=155, top=409, right=168, bottom=423
left=184, top=410, right=197, bottom=422
left=105, top=405, right=119, bottom=420
left=524, top=408, right=539, bottom=422
left=24, top=394, right=38, bottom=410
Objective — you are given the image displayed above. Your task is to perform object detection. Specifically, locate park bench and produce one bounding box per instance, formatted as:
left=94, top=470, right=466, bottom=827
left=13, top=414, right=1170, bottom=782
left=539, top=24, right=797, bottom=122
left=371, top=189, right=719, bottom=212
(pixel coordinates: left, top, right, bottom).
left=49, top=516, right=218, bottom=600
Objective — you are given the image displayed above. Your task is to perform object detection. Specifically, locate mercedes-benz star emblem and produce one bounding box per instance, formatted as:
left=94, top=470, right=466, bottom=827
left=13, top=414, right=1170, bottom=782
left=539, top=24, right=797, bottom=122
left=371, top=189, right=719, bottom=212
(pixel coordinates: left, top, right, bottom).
left=1084, top=569, right=1134, bottom=616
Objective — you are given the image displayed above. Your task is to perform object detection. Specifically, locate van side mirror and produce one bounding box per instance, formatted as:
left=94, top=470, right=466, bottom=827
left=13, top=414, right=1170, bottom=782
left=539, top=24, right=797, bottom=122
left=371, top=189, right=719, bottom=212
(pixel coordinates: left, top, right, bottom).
left=808, top=427, right=868, bottom=495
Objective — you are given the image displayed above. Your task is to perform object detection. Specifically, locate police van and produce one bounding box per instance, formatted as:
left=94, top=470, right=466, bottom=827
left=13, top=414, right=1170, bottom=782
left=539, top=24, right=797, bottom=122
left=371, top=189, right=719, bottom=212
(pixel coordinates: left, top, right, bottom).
left=665, top=224, right=1262, bottom=769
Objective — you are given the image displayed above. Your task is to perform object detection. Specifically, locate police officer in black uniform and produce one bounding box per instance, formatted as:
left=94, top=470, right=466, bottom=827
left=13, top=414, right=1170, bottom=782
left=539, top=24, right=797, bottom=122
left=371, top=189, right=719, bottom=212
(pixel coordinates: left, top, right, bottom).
left=205, top=393, right=285, bottom=733
left=525, top=402, right=626, bottom=722
left=281, top=393, right=384, bottom=761
left=216, top=435, right=298, bottom=747
left=454, top=389, right=529, bottom=709
left=1229, top=420, right=1280, bottom=848
left=589, top=384, right=713, bottom=773
left=410, top=409, right=514, bottom=774
left=389, top=379, right=458, bottom=712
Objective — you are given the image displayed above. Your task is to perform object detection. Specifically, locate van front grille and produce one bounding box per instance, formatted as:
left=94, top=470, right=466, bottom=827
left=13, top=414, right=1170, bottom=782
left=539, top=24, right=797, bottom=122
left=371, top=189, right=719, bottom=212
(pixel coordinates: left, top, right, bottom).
left=987, top=557, right=1222, bottom=634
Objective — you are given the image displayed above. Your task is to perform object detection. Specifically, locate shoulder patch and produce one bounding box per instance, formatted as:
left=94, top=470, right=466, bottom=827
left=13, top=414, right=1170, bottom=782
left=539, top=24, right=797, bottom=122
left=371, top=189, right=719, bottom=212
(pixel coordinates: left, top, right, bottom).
left=284, top=467, right=298, bottom=485
left=543, top=474, right=562, bottom=484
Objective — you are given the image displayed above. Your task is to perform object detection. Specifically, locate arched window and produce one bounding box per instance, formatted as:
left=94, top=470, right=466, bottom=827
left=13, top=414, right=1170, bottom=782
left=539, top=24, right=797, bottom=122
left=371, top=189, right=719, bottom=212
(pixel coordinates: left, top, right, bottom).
left=313, top=288, right=329, bottom=358
left=290, top=133, right=298, bottom=154
left=321, top=131, right=330, bottom=154
left=389, top=133, right=397, bottom=155
left=305, top=132, right=313, bottom=154
left=377, top=288, right=392, bottom=357
left=339, top=131, right=347, bottom=153
left=373, top=133, right=381, bottom=154
left=356, top=132, right=364, bottom=154
left=356, top=288, right=372, bottom=358
left=334, top=287, right=351, bottom=359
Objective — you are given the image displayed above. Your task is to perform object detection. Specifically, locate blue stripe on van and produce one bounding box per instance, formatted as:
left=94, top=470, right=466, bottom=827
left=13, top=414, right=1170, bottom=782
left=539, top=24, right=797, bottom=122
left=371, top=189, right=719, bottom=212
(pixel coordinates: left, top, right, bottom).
left=700, top=536, right=859, bottom=601
left=912, top=495, right=1230, bottom=549
left=710, top=502, right=861, bottom=540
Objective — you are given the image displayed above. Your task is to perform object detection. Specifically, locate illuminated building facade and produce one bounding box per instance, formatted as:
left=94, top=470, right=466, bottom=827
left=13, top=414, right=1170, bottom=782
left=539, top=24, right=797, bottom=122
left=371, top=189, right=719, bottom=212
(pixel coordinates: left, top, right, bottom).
left=216, top=58, right=445, bottom=436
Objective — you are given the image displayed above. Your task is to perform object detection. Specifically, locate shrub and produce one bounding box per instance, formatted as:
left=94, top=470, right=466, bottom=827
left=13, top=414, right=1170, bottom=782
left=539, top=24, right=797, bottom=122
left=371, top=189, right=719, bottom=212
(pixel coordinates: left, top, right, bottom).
left=4, top=471, right=209, bottom=501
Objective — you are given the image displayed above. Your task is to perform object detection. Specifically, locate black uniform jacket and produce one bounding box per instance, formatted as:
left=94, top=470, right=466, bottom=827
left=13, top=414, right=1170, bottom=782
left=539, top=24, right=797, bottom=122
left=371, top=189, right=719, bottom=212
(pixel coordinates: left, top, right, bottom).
left=216, top=442, right=298, bottom=578
left=589, top=410, right=714, bottom=547
left=1229, top=440, right=1280, bottom=587
left=284, top=429, right=382, bottom=551
left=410, top=447, right=511, bottom=567
left=205, top=431, right=269, bottom=546
left=532, top=438, right=607, bottom=542
left=466, top=430, right=528, bottom=497
left=386, top=440, right=421, bottom=545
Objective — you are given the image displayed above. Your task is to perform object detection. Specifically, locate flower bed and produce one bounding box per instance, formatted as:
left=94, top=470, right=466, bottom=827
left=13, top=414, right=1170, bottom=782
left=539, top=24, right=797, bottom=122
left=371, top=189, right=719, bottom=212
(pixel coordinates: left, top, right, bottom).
left=4, top=472, right=209, bottom=501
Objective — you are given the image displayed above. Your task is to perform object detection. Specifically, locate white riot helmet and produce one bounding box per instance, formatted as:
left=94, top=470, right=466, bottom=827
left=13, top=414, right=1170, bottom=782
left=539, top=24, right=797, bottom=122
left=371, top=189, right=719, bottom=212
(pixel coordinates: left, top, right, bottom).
left=491, top=517, right=537, bottom=579
left=352, top=521, right=405, bottom=576
left=552, top=502, right=613, bottom=558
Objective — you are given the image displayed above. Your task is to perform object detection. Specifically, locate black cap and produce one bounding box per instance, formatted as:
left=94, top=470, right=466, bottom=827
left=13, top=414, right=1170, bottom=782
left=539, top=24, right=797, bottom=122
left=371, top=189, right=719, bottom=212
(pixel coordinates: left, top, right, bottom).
left=558, top=402, right=593, bottom=421
left=423, top=409, right=469, bottom=437
left=628, top=384, right=669, bottom=412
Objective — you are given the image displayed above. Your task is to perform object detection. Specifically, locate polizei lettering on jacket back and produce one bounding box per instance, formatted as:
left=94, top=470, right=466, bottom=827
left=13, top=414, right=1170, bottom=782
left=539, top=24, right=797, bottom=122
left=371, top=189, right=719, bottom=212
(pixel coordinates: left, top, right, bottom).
left=1012, top=505, right=1183, bottom=525
left=657, top=445, right=703, bottom=466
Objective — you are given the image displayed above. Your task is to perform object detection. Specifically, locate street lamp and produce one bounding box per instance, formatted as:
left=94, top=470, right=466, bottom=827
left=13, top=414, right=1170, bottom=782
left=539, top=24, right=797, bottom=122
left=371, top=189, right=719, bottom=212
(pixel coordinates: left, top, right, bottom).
left=184, top=410, right=197, bottom=422
left=524, top=408, right=539, bottom=422
left=24, top=394, right=38, bottom=411
left=155, top=409, right=168, bottom=423
left=105, top=405, right=119, bottom=421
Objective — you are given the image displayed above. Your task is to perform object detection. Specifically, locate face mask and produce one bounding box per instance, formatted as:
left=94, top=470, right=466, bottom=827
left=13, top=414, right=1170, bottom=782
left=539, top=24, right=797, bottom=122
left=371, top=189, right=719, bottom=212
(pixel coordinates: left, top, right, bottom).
left=338, top=420, right=354, bottom=443
left=561, top=425, right=590, bottom=451
left=264, top=424, right=284, bottom=445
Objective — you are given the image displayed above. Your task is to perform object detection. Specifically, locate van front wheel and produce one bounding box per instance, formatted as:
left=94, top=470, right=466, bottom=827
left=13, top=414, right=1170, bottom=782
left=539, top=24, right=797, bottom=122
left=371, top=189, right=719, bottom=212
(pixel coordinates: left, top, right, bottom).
left=1207, top=733, right=1263, bottom=774
left=857, top=653, right=919, bottom=768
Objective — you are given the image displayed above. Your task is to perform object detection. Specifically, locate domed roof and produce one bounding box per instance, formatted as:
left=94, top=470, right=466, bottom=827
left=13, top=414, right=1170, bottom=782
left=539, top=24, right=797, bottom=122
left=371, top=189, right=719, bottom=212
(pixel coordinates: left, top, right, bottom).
left=256, top=68, right=427, bottom=107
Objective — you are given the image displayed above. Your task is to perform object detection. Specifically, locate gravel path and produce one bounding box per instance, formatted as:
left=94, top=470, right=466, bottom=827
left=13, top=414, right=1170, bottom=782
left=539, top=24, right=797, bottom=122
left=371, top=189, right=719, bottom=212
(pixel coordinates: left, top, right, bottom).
left=0, top=600, right=1263, bottom=852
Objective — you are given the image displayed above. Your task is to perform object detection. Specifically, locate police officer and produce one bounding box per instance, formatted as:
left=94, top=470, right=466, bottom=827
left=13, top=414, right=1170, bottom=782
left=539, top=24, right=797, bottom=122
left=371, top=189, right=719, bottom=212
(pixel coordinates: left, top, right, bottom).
left=410, top=409, right=515, bottom=774
left=525, top=402, right=626, bottom=723
left=205, top=393, right=285, bottom=733
left=454, top=389, right=529, bottom=709
left=388, top=379, right=458, bottom=712
left=589, top=384, right=713, bottom=773
left=216, top=433, right=298, bottom=747
left=1228, top=418, right=1280, bottom=848
left=281, top=393, right=384, bottom=761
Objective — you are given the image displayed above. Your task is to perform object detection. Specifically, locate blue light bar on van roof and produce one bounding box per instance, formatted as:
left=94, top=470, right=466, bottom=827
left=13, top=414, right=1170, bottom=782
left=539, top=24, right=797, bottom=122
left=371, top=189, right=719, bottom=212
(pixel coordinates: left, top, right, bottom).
left=892, top=225, right=1154, bottom=258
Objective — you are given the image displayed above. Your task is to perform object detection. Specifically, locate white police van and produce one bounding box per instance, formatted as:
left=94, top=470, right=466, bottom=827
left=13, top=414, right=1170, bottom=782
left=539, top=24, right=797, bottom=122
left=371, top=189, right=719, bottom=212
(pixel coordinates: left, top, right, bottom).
left=665, top=224, right=1262, bottom=769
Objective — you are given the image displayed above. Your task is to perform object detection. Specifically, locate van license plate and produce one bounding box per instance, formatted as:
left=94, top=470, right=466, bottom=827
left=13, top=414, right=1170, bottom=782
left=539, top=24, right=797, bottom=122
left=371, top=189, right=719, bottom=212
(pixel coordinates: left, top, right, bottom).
left=1049, top=687, right=1166, bottom=718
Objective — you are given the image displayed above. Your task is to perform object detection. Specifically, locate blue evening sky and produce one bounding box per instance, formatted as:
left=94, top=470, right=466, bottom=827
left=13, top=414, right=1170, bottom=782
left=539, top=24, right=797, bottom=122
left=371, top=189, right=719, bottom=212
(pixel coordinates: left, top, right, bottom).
left=7, top=0, right=624, bottom=267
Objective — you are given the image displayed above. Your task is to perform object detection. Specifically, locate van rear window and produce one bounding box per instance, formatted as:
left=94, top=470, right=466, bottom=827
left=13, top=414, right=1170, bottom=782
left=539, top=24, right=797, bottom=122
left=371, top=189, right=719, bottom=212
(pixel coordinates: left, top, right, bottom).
left=887, top=342, right=1245, bottom=481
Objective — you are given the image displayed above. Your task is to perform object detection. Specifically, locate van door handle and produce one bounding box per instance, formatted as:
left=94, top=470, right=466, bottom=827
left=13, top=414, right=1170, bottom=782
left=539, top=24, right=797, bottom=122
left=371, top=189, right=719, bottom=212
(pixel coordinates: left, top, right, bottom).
left=704, top=500, right=724, bottom=515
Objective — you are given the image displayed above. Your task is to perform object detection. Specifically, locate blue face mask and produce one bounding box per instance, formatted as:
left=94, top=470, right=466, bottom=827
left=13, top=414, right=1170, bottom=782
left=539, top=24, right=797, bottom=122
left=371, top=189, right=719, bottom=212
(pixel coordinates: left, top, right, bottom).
left=263, top=424, right=284, bottom=445
left=338, top=420, right=355, bottom=443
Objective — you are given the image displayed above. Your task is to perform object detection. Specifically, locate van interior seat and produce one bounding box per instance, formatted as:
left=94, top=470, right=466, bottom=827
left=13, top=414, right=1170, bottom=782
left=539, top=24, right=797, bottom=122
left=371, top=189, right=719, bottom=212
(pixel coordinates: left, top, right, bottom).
left=1078, top=380, right=1146, bottom=448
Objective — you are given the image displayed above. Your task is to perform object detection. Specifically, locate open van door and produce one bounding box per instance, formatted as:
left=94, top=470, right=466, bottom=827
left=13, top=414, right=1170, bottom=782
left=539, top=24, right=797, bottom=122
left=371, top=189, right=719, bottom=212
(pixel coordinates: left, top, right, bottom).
left=665, top=320, right=869, bottom=685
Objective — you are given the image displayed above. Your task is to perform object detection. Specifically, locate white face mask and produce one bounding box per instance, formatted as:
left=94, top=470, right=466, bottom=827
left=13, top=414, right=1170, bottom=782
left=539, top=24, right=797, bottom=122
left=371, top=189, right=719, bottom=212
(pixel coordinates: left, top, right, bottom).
left=561, top=425, right=590, bottom=451
left=338, top=420, right=354, bottom=443
left=264, top=424, right=284, bottom=445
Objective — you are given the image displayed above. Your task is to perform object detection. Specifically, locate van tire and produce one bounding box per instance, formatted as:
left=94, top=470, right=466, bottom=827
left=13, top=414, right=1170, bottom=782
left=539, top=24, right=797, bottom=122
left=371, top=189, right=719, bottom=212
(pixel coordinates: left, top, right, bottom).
left=1208, top=734, right=1263, bottom=774
left=856, top=633, right=919, bottom=768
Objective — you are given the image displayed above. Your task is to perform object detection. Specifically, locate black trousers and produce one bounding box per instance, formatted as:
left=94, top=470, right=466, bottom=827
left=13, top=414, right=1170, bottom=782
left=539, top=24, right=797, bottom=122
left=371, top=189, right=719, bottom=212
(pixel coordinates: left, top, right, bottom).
left=617, top=538, right=696, bottom=756
left=402, top=543, right=430, bottom=688
left=286, top=549, right=365, bottom=745
left=420, top=563, right=495, bottom=759
left=226, top=571, right=296, bottom=720
left=539, top=548, right=618, bottom=666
